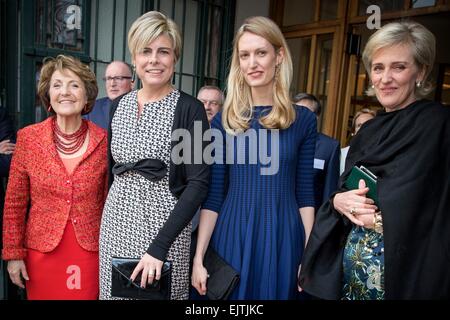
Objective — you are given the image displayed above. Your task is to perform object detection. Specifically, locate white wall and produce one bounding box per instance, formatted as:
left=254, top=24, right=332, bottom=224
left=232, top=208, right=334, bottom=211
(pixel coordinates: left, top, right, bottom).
left=234, top=0, right=271, bottom=32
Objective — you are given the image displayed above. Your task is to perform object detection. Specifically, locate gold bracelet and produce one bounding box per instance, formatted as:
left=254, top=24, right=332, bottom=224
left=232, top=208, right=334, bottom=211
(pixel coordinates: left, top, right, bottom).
left=373, top=212, right=383, bottom=234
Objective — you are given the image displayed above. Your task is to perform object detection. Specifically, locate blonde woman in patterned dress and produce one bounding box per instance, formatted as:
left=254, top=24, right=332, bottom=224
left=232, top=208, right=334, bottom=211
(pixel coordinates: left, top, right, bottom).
left=99, top=11, right=210, bottom=300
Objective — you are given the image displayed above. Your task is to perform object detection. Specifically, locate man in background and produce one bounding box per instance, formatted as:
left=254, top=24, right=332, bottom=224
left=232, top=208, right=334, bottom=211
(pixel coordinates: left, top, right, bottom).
left=191, top=85, right=224, bottom=232
left=189, top=85, right=225, bottom=299
left=197, top=85, right=224, bottom=123
left=294, top=93, right=340, bottom=212
left=84, top=61, right=134, bottom=129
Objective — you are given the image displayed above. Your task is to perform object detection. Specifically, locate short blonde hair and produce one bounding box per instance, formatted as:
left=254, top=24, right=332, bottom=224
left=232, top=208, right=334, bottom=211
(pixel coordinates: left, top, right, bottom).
left=223, top=16, right=295, bottom=133
left=38, top=55, right=98, bottom=115
left=128, top=11, right=182, bottom=62
left=362, top=21, right=436, bottom=98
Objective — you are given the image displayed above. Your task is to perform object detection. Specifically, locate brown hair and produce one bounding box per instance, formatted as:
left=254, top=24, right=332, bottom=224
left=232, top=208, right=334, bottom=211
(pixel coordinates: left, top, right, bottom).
left=38, top=55, right=98, bottom=115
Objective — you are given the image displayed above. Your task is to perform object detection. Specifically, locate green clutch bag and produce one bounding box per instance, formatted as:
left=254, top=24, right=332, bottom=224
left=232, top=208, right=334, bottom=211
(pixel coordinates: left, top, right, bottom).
left=344, top=165, right=378, bottom=205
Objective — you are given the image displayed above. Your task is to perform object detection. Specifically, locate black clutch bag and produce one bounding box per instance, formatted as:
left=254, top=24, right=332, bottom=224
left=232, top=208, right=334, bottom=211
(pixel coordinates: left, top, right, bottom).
left=111, top=257, right=172, bottom=300
left=204, top=246, right=240, bottom=300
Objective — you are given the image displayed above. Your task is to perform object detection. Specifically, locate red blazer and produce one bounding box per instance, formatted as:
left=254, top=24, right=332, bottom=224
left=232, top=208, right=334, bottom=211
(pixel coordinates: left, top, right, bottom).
left=2, top=117, right=108, bottom=260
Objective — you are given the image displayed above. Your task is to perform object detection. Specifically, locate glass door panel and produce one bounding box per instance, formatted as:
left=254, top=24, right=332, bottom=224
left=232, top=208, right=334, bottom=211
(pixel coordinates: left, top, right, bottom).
left=313, top=34, right=333, bottom=128
left=287, top=37, right=311, bottom=97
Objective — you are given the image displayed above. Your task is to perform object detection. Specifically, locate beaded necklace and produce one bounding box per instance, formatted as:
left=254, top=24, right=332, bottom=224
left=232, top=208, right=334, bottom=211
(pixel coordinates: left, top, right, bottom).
left=52, top=117, right=88, bottom=155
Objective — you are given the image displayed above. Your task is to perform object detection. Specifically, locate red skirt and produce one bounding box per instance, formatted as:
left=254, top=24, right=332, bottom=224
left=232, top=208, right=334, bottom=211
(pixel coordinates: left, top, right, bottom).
left=25, top=220, right=99, bottom=300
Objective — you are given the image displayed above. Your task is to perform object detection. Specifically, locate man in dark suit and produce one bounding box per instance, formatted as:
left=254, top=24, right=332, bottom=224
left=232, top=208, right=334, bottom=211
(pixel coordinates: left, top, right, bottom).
left=294, top=93, right=340, bottom=212
left=0, top=108, right=15, bottom=248
left=0, top=107, right=16, bottom=299
left=83, top=61, right=134, bottom=129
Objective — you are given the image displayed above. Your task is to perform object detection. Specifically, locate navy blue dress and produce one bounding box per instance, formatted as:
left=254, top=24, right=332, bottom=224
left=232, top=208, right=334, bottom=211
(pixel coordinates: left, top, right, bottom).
left=202, top=106, right=316, bottom=299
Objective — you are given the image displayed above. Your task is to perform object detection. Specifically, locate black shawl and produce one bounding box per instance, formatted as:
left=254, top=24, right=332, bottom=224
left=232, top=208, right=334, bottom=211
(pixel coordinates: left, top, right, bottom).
left=299, top=100, right=450, bottom=299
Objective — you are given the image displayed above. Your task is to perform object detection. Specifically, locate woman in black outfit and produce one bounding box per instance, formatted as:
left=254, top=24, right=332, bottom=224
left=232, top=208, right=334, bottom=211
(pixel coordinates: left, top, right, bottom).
left=299, top=21, right=450, bottom=300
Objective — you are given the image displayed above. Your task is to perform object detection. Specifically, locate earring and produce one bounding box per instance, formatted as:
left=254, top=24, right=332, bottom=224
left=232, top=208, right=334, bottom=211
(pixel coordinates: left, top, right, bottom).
left=371, top=84, right=375, bottom=89
left=416, top=80, right=422, bottom=88
left=132, top=65, right=136, bottom=82
left=239, top=79, right=244, bottom=92
left=274, top=64, right=280, bottom=82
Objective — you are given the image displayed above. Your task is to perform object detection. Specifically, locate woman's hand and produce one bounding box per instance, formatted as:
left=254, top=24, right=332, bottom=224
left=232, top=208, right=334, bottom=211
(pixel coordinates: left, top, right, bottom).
left=333, top=179, right=378, bottom=227
left=130, top=253, right=163, bottom=288
left=191, top=258, right=209, bottom=296
left=0, top=139, right=15, bottom=155
left=7, top=260, right=29, bottom=289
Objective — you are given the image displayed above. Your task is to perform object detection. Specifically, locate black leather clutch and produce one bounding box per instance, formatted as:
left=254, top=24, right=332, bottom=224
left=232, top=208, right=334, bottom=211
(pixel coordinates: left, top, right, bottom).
left=111, top=257, right=172, bottom=300
left=204, top=246, right=240, bottom=300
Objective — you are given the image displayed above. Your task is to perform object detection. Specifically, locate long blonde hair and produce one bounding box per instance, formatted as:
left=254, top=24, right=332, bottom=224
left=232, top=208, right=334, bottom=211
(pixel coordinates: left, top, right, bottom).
left=223, top=16, right=295, bottom=133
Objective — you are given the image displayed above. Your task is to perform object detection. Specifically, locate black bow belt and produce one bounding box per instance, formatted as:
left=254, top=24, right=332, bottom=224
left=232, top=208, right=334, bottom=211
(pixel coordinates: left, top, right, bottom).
left=112, top=158, right=168, bottom=182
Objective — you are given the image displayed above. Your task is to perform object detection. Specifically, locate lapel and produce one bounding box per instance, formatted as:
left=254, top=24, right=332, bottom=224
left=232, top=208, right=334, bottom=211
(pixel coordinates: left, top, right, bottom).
left=101, top=98, right=112, bottom=119
left=82, top=120, right=106, bottom=161
left=37, top=117, right=106, bottom=176
left=38, top=117, right=59, bottom=163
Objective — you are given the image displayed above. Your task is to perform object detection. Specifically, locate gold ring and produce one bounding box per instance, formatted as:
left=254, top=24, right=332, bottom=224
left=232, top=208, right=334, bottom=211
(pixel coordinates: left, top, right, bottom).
left=350, top=207, right=356, bottom=216
left=149, top=270, right=155, bottom=277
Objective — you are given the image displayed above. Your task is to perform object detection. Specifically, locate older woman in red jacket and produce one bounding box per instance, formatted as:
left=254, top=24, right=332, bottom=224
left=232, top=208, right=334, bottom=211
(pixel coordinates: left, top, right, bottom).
left=2, top=55, right=108, bottom=299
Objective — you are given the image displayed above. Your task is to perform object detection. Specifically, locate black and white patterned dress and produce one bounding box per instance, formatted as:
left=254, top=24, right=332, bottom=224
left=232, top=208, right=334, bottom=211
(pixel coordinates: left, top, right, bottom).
left=99, top=90, right=191, bottom=300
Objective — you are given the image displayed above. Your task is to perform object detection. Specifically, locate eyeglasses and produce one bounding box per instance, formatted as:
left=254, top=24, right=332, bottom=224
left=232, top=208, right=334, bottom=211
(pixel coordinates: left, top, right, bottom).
left=200, top=100, right=221, bottom=107
left=102, top=76, right=132, bottom=82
